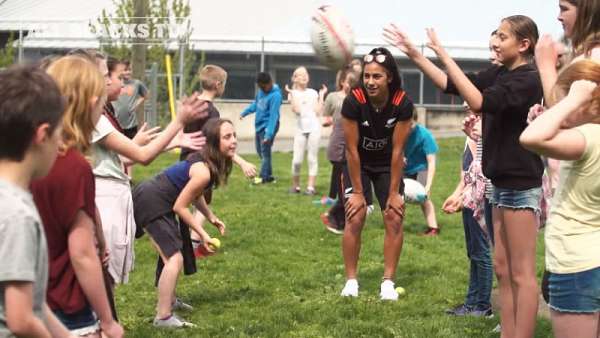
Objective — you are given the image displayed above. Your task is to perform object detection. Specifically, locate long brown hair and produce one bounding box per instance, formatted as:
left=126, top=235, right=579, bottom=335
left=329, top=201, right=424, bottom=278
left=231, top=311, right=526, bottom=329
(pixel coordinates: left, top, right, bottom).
left=46, top=56, right=105, bottom=153
left=554, top=59, right=600, bottom=112
left=201, top=118, right=234, bottom=188
left=571, top=0, right=600, bottom=55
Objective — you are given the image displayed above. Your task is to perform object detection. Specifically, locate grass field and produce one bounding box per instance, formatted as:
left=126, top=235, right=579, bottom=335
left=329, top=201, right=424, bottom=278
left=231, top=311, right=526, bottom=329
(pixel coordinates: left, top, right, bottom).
left=119, top=137, right=552, bottom=337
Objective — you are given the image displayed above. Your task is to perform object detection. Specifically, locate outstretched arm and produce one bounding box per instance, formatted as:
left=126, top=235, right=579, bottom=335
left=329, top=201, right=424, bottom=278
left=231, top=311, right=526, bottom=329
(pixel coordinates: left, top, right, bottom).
left=424, top=28, right=483, bottom=111
left=383, top=24, right=448, bottom=90
left=101, top=94, right=208, bottom=165
left=233, top=154, right=257, bottom=178
left=520, top=80, right=596, bottom=160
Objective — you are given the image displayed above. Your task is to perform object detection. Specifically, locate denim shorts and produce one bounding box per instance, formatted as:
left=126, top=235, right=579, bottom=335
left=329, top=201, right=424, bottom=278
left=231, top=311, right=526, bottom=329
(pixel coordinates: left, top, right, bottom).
left=489, top=186, right=541, bottom=213
left=548, top=266, right=600, bottom=313
left=53, top=305, right=100, bottom=335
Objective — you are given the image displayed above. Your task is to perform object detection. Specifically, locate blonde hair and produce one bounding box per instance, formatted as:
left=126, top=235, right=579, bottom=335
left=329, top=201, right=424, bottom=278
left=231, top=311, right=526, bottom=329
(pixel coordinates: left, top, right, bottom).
left=47, top=56, right=105, bottom=153
left=198, top=65, right=227, bottom=91
left=291, top=66, right=309, bottom=90
left=554, top=59, right=600, bottom=111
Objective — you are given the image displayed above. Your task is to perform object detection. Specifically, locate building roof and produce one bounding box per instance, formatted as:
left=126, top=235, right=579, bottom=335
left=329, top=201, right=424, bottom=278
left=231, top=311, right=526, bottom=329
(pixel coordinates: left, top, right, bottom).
left=0, top=0, right=561, bottom=60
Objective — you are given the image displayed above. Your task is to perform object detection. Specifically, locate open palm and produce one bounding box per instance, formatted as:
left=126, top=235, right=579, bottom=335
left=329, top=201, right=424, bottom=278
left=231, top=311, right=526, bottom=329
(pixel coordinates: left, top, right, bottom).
left=383, top=23, right=415, bottom=55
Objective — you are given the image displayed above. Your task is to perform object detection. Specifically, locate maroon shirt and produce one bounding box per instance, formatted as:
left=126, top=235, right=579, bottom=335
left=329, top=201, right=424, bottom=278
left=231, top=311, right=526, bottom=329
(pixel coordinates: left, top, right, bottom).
left=31, top=148, right=96, bottom=313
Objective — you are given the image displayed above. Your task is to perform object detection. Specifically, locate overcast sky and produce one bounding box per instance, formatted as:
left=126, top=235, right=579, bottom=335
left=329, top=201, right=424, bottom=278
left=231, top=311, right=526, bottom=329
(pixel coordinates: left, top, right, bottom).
left=194, top=0, right=564, bottom=47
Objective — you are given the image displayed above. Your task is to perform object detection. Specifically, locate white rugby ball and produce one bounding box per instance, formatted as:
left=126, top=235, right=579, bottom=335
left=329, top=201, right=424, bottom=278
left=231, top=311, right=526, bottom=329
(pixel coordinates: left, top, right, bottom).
left=403, top=178, right=428, bottom=204
left=310, top=5, right=355, bottom=70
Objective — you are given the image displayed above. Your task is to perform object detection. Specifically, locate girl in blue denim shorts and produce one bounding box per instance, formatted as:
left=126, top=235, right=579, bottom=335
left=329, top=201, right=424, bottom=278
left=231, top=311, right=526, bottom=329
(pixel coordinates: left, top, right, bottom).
left=385, top=15, right=544, bottom=336
left=521, top=58, right=600, bottom=337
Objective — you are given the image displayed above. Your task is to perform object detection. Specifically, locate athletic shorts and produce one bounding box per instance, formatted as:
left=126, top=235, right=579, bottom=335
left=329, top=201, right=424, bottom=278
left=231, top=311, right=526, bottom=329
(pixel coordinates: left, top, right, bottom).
left=145, top=213, right=182, bottom=258
left=342, top=165, right=404, bottom=210
left=548, top=266, right=600, bottom=313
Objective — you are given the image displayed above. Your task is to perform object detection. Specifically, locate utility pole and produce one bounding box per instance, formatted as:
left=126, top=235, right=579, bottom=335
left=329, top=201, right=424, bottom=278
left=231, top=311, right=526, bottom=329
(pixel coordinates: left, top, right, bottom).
left=132, top=0, right=147, bottom=126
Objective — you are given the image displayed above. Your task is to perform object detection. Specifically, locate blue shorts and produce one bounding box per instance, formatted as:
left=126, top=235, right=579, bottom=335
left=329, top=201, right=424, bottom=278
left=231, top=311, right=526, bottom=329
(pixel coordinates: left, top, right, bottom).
left=53, top=305, right=99, bottom=335
left=548, top=266, right=600, bottom=313
left=489, top=186, right=541, bottom=212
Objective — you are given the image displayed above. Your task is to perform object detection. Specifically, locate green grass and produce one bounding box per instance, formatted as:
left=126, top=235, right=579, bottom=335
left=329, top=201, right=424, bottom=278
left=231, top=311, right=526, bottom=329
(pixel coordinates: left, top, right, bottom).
left=120, top=137, right=552, bottom=337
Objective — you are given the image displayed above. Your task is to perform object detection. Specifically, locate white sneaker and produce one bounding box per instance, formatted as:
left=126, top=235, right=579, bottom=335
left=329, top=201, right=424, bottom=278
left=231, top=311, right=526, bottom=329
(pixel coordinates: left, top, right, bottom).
left=380, top=280, right=398, bottom=301
left=340, top=279, right=359, bottom=297
left=366, top=205, right=375, bottom=215
left=153, top=314, right=196, bottom=328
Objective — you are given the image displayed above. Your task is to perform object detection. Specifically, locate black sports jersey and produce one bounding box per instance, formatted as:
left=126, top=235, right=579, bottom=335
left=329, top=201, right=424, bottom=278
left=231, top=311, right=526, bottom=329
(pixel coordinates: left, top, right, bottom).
left=341, top=87, right=413, bottom=168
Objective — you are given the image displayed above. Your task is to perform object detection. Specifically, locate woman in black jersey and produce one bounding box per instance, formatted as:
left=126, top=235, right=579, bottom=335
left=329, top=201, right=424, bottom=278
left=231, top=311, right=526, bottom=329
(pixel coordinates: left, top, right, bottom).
left=385, top=15, right=544, bottom=337
left=132, top=118, right=235, bottom=328
left=339, top=47, right=414, bottom=301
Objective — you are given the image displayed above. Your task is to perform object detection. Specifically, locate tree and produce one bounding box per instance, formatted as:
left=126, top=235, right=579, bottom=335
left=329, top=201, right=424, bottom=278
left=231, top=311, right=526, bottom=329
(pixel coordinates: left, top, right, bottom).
left=92, top=0, right=203, bottom=124
left=0, top=33, right=16, bottom=68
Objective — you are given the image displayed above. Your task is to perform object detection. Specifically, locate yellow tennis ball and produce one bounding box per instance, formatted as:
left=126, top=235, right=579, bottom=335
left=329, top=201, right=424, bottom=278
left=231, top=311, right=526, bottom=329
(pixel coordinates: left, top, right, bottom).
left=395, top=286, right=406, bottom=296
left=208, top=238, right=221, bottom=250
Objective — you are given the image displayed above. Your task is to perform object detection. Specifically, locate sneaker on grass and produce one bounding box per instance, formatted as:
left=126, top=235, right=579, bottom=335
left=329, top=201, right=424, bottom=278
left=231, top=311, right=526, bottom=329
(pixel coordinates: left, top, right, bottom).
left=172, top=298, right=193, bottom=312
left=470, top=306, right=493, bottom=318
left=445, top=303, right=471, bottom=316
left=380, top=279, right=398, bottom=301
left=153, top=314, right=196, bottom=328
left=340, top=279, right=358, bottom=297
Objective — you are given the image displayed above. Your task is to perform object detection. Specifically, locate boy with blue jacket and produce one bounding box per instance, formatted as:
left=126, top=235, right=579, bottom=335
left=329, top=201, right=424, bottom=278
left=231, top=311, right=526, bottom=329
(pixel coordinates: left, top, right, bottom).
left=240, top=72, right=282, bottom=184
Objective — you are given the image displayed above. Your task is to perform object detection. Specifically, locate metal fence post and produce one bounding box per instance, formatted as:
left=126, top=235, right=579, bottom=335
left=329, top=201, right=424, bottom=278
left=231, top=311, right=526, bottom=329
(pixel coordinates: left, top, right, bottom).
left=144, top=62, right=158, bottom=126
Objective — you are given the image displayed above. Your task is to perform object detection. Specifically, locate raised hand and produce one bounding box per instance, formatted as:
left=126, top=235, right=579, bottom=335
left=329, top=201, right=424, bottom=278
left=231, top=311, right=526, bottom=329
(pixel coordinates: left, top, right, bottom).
left=425, top=28, right=446, bottom=57
left=319, top=84, right=328, bottom=98
left=568, top=79, right=598, bottom=104
left=132, top=122, right=161, bottom=146
left=562, top=80, right=600, bottom=127
left=176, top=92, right=209, bottom=125
left=284, top=84, right=293, bottom=95
left=535, top=34, right=559, bottom=71
left=383, top=23, right=418, bottom=57
left=178, top=130, right=206, bottom=151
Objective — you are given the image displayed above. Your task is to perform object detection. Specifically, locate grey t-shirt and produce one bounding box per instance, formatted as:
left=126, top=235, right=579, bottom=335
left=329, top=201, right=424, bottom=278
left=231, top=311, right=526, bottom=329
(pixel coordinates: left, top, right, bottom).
left=0, top=179, right=48, bottom=337
left=113, top=78, right=148, bottom=130
left=323, top=91, right=346, bottom=162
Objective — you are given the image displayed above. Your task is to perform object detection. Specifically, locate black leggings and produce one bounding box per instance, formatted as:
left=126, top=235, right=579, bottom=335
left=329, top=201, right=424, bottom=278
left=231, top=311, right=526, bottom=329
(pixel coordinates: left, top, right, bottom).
left=328, top=161, right=344, bottom=199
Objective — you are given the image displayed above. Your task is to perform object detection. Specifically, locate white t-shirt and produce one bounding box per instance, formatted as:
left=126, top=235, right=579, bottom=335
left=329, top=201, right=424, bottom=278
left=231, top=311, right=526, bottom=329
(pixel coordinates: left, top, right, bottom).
left=545, top=124, right=600, bottom=273
left=91, top=115, right=129, bottom=182
left=292, top=88, right=320, bottom=133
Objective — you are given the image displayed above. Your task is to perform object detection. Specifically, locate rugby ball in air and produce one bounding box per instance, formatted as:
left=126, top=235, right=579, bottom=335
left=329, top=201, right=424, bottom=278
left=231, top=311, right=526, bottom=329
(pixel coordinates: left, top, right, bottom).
left=310, top=5, right=355, bottom=70
left=403, top=178, right=428, bottom=204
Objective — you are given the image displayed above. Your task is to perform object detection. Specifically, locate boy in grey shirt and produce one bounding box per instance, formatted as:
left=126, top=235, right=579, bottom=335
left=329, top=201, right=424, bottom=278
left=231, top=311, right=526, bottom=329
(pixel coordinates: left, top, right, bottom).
left=112, top=60, right=148, bottom=138
left=0, top=64, right=71, bottom=337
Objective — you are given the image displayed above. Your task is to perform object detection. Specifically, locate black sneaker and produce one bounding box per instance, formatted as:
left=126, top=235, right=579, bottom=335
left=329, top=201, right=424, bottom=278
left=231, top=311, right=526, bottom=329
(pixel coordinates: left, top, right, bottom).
left=445, top=303, right=471, bottom=316
left=263, top=176, right=277, bottom=184
left=470, top=306, right=493, bottom=318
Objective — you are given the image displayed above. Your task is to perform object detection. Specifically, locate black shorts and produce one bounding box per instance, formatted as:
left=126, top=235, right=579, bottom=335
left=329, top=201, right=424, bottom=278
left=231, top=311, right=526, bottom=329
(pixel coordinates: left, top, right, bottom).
left=342, top=165, right=404, bottom=209
left=145, top=213, right=182, bottom=258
